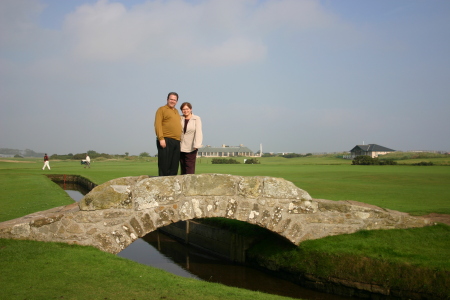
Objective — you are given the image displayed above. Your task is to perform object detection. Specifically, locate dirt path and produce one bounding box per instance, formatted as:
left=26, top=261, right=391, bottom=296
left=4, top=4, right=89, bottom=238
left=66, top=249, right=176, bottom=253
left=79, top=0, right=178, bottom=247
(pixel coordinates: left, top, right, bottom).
left=0, top=159, right=35, bottom=163
left=422, top=213, right=450, bottom=225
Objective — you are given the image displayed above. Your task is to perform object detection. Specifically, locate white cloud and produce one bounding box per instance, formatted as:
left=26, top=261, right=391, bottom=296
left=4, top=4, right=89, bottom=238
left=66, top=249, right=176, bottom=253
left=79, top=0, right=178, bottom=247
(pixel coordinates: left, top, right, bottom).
left=251, top=0, right=337, bottom=31
left=60, top=0, right=341, bottom=66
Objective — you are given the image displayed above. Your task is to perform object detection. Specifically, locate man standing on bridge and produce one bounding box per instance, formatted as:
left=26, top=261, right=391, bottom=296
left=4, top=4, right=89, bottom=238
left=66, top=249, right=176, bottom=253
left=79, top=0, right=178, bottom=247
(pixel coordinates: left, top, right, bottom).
left=154, top=92, right=182, bottom=176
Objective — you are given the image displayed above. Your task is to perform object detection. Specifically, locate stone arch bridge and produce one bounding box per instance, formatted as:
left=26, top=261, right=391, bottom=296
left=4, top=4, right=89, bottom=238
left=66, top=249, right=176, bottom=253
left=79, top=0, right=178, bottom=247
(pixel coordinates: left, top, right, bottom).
left=0, top=174, right=430, bottom=254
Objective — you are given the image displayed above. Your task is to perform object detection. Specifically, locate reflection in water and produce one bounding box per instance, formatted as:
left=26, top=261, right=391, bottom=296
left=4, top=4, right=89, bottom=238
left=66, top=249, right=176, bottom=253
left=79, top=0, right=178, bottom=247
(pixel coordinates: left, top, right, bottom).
left=118, top=238, right=199, bottom=280
left=56, top=182, right=88, bottom=202
left=119, top=231, right=353, bottom=300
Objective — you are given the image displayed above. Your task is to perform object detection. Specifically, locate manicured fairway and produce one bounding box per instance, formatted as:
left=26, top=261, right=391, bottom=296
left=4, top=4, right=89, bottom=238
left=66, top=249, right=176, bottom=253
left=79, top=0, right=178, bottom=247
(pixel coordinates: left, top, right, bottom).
left=196, top=161, right=450, bottom=215
left=1, top=157, right=449, bottom=221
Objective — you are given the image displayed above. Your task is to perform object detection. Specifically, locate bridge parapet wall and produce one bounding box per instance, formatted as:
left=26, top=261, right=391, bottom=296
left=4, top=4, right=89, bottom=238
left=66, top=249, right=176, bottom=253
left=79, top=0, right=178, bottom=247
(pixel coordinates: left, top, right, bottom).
left=0, top=174, right=431, bottom=254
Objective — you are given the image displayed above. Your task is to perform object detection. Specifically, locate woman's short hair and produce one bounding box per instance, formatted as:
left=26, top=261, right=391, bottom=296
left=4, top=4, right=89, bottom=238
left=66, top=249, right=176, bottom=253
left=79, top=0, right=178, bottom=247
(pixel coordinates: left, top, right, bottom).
left=180, top=102, right=192, bottom=110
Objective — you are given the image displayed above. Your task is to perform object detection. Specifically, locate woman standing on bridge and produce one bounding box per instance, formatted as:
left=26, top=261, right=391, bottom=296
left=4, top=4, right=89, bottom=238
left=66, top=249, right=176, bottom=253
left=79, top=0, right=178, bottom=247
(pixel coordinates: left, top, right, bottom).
left=179, top=102, right=203, bottom=174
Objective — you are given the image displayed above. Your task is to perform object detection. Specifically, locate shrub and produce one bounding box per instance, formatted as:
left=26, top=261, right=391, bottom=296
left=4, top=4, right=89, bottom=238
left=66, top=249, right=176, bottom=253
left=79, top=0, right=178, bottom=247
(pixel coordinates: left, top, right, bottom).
left=139, top=152, right=150, bottom=157
left=245, top=158, right=260, bottom=164
left=211, top=158, right=240, bottom=164
left=353, top=156, right=398, bottom=165
left=73, top=151, right=112, bottom=160
left=379, top=159, right=397, bottom=165
left=352, top=155, right=378, bottom=165
left=412, top=161, right=434, bottom=166
left=50, top=154, right=74, bottom=160
left=282, top=153, right=312, bottom=158
left=125, top=156, right=139, bottom=160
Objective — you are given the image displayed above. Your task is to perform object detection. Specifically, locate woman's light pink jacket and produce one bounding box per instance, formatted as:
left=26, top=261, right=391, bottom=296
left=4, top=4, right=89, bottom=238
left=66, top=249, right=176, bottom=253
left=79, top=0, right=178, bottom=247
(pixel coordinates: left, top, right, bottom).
left=180, top=114, right=203, bottom=153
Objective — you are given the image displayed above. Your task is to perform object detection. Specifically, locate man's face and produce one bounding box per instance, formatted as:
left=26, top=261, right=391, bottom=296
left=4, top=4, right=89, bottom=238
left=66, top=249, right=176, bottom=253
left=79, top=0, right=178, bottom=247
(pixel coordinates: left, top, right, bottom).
left=167, top=95, right=178, bottom=108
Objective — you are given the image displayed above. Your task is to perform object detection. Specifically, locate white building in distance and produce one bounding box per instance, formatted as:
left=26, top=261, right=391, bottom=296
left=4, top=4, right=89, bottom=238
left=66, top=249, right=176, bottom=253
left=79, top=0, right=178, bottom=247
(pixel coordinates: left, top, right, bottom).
left=198, top=144, right=255, bottom=157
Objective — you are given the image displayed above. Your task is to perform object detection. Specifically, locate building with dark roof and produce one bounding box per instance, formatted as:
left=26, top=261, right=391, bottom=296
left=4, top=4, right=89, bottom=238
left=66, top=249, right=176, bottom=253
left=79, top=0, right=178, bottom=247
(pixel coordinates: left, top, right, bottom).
left=349, top=144, right=395, bottom=158
left=198, top=144, right=254, bottom=157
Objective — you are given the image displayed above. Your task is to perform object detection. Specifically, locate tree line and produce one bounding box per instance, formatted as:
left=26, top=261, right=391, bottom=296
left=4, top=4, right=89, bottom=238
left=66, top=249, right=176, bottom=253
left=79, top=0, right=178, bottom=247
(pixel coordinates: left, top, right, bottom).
left=0, top=148, right=45, bottom=158
left=50, top=150, right=153, bottom=160
left=0, top=148, right=153, bottom=159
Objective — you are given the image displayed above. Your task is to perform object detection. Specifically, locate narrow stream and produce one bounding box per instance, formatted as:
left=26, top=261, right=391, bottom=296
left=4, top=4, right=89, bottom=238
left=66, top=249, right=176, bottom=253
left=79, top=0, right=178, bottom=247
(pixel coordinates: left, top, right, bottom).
left=60, top=184, right=354, bottom=300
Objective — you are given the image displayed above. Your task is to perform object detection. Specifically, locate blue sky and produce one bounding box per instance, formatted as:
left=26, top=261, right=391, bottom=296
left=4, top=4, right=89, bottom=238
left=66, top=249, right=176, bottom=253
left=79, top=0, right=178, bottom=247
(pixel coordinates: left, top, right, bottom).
left=1, top=0, right=449, bottom=155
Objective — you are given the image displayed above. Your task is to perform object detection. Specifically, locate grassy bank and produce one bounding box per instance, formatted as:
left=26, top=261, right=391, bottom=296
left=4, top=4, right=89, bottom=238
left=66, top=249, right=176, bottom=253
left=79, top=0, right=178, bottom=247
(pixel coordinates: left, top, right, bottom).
left=380, top=151, right=450, bottom=165
left=247, top=224, right=450, bottom=298
left=1, top=155, right=449, bottom=299
left=200, top=217, right=450, bottom=298
left=0, top=239, right=292, bottom=300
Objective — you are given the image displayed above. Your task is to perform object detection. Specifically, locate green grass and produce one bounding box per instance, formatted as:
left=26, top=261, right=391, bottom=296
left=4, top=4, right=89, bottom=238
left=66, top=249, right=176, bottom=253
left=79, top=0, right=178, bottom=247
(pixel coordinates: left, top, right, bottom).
left=0, top=239, right=293, bottom=300
left=247, top=224, right=450, bottom=298
left=2, top=156, right=449, bottom=218
left=1, top=155, right=449, bottom=299
left=0, top=173, right=74, bottom=221
left=195, top=162, right=450, bottom=216
left=273, top=224, right=450, bottom=270
left=381, top=151, right=448, bottom=160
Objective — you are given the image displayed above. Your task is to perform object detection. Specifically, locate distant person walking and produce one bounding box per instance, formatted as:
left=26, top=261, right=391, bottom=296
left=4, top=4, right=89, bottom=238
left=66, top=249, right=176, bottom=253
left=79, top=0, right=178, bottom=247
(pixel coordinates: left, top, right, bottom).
left=180, top=102, right=203, bottom=175
left=154, top=92, right=182, bottom=176
left=42, top=153, right=50, bottom=170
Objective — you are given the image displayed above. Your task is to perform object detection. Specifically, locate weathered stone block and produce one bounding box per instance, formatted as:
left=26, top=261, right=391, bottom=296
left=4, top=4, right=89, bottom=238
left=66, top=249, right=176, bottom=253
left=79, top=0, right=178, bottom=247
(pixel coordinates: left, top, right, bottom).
left=191, top=198, right=203, bottom=218
left=140, top=213, right=155, bottom=233
left=248, top=203, right=260, bottom=221
left=79, top=177, right=136, bottom=210
left=238, top=177, right=263, bottom=198
left=10, top=223, right=31, bottom=237
left=318, top=200, right=352, bottom=213
left=122, top=224, right=138, bottom=240
left=73, top=212, right=104, bottom=223
left=288, top=200, right=318, bottom=214
left=103, top=219, right=126, bottom=227
left=111, top=230, right=127, bottom=250
left=225, top=199, right=238, bottom=218
left=133, top=176, right=182, bottom=210
left=104, top=211, right=132, bottom=219
left=66, top=223, right=84, bottom=234
left=183, top=174, right=237, bottom=196
left=156, top=208, right=178, bottom=227
left=48, top=223, right=59, bottom=233
left=86, top=227, right=98, bottom=235
left=95, top=233, right=114, bottom=252
left=129, top=218, right=143, bottom=236
left=262, top=177, right=311, bottom=200
left=30, top=215, right=63, bottom=227
left=179, top=200, right=194, bottom=219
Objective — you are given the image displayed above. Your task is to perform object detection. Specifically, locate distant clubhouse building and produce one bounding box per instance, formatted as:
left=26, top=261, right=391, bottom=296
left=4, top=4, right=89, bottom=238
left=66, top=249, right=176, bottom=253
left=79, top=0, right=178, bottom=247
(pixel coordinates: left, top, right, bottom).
left=349, top=144, right=395, bottom=158
left=198, top=144, right=255, bottom=157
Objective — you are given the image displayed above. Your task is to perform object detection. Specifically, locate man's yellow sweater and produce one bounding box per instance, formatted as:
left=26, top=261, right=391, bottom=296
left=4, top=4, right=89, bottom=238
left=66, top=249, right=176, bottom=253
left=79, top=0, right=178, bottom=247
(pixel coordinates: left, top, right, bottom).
left=154, top=105, right=182, bottom=141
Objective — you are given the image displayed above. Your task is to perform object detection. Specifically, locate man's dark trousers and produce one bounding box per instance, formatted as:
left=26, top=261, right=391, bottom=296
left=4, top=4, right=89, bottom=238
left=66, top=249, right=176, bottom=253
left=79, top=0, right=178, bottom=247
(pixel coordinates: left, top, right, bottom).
left=157, top=137, right=180, bottom=176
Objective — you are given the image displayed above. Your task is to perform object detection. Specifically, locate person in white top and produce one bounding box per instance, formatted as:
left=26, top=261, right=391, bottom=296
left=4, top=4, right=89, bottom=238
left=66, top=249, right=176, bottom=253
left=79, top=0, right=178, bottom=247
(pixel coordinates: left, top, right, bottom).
left=85, top=154, right=91, bottom=168
left=179, top=102, right=203, bottom=174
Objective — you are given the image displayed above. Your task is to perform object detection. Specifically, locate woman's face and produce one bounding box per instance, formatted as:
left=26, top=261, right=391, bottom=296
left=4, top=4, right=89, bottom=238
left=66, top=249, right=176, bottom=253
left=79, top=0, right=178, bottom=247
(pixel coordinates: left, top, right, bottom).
left=181, top=106, right=192, bottom=117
